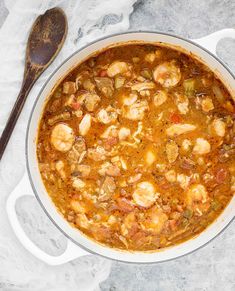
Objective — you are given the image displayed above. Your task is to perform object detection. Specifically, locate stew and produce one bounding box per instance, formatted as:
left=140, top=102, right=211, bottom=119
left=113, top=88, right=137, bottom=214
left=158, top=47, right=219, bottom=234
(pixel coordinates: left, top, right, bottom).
left=37, top=44, right=235, bottom=251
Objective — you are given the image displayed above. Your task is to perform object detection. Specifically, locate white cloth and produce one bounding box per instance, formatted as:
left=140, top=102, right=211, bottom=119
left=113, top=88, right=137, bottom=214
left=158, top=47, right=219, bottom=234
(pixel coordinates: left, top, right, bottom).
left=0, top=0, right=136, bottom=290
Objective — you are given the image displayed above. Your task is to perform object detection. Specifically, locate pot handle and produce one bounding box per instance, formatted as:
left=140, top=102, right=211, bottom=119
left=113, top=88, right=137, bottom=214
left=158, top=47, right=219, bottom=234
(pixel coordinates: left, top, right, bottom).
left=6, top=172, right=89, bottom=265
left=192, top=28, right=235, bottom=55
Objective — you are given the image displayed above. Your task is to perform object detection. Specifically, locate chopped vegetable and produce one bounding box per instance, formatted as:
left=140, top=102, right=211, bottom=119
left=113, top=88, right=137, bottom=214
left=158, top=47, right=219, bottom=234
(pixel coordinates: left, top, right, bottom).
left=183, top=78, right=196, bottom=96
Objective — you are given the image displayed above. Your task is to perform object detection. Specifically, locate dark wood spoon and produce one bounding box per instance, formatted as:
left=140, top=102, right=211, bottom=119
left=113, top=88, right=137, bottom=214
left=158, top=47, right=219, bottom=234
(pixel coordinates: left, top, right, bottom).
left=0, top=7, right=67, bottom=160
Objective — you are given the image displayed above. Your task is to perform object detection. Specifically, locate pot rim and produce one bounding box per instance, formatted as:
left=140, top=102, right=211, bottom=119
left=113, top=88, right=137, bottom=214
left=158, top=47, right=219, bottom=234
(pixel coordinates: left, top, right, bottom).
left=26, top=30, right=235, bottom=264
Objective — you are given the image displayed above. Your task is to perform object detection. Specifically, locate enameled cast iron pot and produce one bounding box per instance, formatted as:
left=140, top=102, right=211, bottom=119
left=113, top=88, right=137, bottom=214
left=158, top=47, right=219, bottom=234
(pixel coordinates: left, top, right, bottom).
left=7, top=30, right=235, bottom=265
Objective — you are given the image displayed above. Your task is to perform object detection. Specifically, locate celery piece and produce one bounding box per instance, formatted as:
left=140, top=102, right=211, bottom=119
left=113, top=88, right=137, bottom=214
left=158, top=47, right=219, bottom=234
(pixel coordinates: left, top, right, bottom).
left=183, top=78, right=196, bottom=97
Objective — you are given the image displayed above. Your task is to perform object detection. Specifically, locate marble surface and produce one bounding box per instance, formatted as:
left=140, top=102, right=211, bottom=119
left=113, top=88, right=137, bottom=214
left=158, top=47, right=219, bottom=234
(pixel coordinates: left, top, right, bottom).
left=0, top=0, right=235, bottom=290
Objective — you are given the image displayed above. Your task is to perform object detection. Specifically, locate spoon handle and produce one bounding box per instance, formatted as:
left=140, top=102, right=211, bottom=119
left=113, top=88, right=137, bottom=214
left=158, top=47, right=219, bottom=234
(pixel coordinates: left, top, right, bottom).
left=0, top=68, right=38, bottom=160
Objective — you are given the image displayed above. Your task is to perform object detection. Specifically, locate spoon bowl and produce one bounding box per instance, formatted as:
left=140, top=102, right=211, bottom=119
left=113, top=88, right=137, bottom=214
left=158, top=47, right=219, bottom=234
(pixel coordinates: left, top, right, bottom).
left=28, top=8, right=67, bottom=66
left=0, top=7, right=67, bottom=160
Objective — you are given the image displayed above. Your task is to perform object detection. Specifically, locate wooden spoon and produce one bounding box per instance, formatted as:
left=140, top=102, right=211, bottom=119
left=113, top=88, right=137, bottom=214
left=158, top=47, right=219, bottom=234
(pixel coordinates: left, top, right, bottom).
left=0, top=7, right=67, bottom=160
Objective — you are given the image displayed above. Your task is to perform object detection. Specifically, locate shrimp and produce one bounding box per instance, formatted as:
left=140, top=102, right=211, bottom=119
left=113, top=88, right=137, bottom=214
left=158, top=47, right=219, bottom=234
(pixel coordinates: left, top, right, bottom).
left=186, top=184, right=210, bottom=214
left=133, top=181, right=158, bottom=208
left=153, top=61, right=181, bottom=87
left=51, top=123, right=75, bottom=152
left=107, top=61, right=129, bottom=77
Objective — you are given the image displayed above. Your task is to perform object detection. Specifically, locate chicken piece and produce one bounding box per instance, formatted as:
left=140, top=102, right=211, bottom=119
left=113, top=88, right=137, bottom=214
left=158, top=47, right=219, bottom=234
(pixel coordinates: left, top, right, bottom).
left=119, top=157, right=127, bottom=170
left=83, top=93, right=100, bottom=111
left=145, top=52, right=156, bottom=63
left=193, top=138, right=211, bottom=155
left=145, top=207, right=168, bottom=234
left=211, top=119, right=226, bottom=137
left=122, top=100, right=149, bottom=121
left=118, top=127, right=131, bottom=140
left=79, top=114, right=92, bottom=136
left=175, top=93, right=189, bottom=114
left=73, top=164, right=91, bottom=177
left=122, top=93, right=138, bottom=106
left=166, top=140, right=179, bottom=163
left=88, top=146, right=106, bottom=161
left=101, top=125, right=118, bottom=139
left=145, top=149, right=157, bottom=166
left=181, top=139, right=192, bottom=152
left=153, top=90, right=168, bottom=107
left=98, top=162, right=121, bottom=177
left=82, top=78, right=95, bottom=91
left=127, top=173, right=142, bottom=184
left=133, top=181, right=158, bottom=208
left=177, top=173, right=190, bottom=189
left=51, top=123, right=75, bottom=152
left=55, top=160, right=66, bottom=180
left=48, top=112, right=71, bottom=126
left=67, top=137, right=86, bottom=163
left=97, top=107, right=118, bottom=124
left=70, top=200, right=86, bottom=213
left=186, top=184, right=209, bottom=214
left=99, top=176, right=116, bottom=201
left=94, top=77, right=114, bottom=97
left=107, top=61, right=129, bottom=77
left=117, top=198, right=135, bottom=213
left=121, top=212, right=137, bottom=236
left=63, top=81, right=76, bottom=94
left=165, top=169, right=176, bottom=183
left=201, top=97, right=214, bottom=112
left=75, top=71, right=90, bottom=88
left=107, top=215, right=118, bottom=225
left=153, top=61, right=181, bottom=87
left=75, top=214, right=90, bottom=229
left=131, top=82, right=155, bottom=92
left=166, top=124, right=196, bottom=137
left=114, top=76, right=126, bottom=89
left=72, top=177, right=85, bottom=189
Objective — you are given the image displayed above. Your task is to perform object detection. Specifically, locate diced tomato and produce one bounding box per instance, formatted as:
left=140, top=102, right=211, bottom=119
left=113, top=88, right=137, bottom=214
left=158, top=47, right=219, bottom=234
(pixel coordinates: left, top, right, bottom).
left=170, top=112, right=182, bottom=124
left=215, top=168, right=228, bottom=184
left=99, top=70, right=107, bottom=77
left=106, top=137, right=118, bottom=146
left=72, top=102, right=81, bottom=110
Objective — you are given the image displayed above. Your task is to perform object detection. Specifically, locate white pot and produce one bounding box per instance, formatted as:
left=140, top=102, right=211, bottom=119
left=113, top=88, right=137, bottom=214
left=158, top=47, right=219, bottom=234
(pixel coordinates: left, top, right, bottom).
left=7, top=30, right=235, bottom=265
